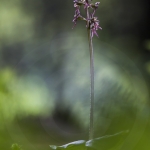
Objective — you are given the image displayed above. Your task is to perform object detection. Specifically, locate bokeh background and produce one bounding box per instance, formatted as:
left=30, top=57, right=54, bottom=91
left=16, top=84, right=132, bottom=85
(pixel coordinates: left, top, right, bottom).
left=0, top=0, right=150, bottom=150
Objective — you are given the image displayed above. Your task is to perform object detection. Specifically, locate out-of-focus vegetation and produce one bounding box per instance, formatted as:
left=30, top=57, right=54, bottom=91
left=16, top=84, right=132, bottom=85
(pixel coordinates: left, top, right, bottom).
left=0, top=68, right=54, bottom=122
left=11, top=143, right=22, bottom=150
left=0, top=0, right=150, bottom=150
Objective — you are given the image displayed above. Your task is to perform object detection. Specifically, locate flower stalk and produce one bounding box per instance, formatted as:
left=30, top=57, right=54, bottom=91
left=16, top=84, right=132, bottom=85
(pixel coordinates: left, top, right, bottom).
left=88, top=28, right=94, bottom=140
left=72, top=0, right=102, bottom=140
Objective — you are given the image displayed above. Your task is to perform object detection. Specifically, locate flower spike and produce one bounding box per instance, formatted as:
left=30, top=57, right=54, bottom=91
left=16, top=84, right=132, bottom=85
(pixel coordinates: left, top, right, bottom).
left=72, top=0, right=102, bottom=37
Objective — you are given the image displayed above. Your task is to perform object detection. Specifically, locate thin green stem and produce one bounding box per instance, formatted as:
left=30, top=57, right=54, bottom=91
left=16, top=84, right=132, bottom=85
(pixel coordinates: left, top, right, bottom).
left=86, top=4, right=94, bottom=140
left=88, top=29, right=94, bottom=140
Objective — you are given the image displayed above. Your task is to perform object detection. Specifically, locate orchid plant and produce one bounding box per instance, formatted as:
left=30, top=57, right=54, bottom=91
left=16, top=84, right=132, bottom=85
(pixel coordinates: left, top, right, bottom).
left=72, top=0, right=102, bottom=140
left=49, top=0, right=129, bottom=149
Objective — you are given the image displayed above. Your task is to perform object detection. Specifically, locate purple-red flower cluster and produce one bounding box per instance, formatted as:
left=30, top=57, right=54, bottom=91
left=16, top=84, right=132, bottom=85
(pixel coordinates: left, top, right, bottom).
left=72, top=0, right=86, bottom=29
left=90, top=17, right=102, bottom=37
left=72, top=0, right=102, bottom=37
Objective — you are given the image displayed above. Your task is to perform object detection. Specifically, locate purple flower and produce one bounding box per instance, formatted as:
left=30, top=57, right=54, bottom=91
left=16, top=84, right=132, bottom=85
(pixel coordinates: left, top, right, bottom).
left=72, top=0, right=87, bottom=28
left=72, top=2, right=81, bottom=28
left=73, top=0, right=85, bottom=6
left=90, top=2, right=100, bottom=17
left=90, top=17, right=102, bottom=37
left=72, top=14, right=86, bottom=29
left=72, top=0, right=86, bottom=28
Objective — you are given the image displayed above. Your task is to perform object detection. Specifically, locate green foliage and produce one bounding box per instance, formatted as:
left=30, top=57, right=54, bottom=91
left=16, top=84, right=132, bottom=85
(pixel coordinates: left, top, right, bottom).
left=11, top=144, right=22, bottom=150
left=0, top=68, right=54, bottom=125
left=85, top=131, right=128, bottom=150
left=50, top=131, right=128, bottom=150
left=0, top=0, right=34, bottom=43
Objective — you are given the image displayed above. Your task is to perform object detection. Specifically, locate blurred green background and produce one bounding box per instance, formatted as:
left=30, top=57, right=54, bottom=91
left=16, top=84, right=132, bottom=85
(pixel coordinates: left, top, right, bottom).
left=0, top=0, right=150, bottom=150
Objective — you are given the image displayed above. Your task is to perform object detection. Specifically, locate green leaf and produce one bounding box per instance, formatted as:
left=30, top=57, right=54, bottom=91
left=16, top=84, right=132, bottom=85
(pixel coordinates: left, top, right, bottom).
left=50, top=130, right=129, bottom=150
left=50, top=140, right=86, bottom=150
left=85, top=130, right=129, bottom=150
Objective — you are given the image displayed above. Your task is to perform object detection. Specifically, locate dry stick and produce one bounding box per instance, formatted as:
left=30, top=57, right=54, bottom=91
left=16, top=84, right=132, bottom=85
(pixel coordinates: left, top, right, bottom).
left=86, top=3, right=94, bottom=140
